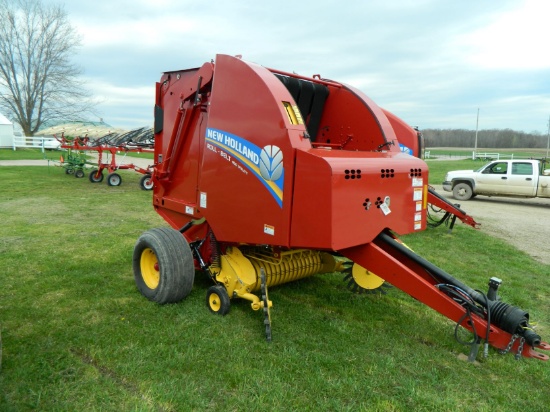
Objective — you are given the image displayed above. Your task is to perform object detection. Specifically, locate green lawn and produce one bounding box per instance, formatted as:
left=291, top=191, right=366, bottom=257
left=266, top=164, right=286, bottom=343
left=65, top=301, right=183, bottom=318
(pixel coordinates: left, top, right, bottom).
left=0, top=148, right=152, bottom=162
left=0, top=159, right=549, bottom=411
left=0, top=148, right=57, bottom=161
left=425, top=159, right=481, bottom=185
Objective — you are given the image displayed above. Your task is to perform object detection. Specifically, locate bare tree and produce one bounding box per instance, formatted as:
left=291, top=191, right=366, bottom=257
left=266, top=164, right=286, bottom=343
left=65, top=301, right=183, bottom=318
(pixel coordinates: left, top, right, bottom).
left=0, top=0, right=95, bottom=136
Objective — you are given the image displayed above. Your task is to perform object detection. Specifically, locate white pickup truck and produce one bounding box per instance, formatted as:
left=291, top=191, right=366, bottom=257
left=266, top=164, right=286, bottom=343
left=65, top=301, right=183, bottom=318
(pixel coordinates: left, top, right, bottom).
left=443, top=159, right=550, bottom=200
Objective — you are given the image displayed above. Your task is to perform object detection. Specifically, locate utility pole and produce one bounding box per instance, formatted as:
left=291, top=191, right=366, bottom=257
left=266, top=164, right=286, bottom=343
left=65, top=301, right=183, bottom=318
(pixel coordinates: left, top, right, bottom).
left=474, top=108, right=480, bottom=159
left=547, top=115, right=550, bottom=159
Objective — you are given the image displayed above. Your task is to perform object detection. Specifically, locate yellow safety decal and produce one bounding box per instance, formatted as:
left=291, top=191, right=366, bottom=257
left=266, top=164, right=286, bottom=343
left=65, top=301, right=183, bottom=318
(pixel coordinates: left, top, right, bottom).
left=282, top=102, right=304, bottom=125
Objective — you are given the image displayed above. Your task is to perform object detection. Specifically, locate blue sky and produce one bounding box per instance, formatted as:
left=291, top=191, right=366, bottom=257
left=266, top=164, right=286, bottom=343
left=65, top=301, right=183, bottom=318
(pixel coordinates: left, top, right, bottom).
left=52, top=0, right=550, bottom=134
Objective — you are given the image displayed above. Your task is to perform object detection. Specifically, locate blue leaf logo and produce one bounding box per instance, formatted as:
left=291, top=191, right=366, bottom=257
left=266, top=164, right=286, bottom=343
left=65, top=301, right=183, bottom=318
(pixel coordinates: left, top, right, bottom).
left=259, top=145, right=283, bottom=182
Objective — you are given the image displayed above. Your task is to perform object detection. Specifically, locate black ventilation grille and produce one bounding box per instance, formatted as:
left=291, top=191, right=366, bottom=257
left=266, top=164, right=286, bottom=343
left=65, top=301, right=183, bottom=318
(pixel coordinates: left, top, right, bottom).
left=381, top=169, right=395, bottom=178
left=410, top=168, right=423, bottom=177
left=345, top=169, right=362, bottom=180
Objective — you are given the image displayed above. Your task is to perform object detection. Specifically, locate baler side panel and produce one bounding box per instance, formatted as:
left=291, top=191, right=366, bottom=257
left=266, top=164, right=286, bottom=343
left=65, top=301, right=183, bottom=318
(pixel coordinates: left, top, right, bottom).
left=291, top=150, right=428, bottom=249
left=198, top=54, right=310, bottom=246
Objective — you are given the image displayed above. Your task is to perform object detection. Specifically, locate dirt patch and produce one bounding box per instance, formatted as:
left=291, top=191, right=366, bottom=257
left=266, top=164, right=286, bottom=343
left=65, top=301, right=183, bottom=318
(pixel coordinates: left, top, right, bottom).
left=433, top=185, right=550, bottom=266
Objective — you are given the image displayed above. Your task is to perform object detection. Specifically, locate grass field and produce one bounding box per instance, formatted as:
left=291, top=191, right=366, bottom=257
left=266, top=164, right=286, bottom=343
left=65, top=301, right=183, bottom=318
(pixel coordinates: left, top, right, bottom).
left=1, top=151, right=549, bottom=411
left=0, top=148, right=153, bottom=162
left=0, top=148, right=57, bottom=161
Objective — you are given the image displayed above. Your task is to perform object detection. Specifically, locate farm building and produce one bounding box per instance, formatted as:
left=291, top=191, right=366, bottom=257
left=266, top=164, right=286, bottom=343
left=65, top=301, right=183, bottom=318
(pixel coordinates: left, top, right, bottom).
left=0, top=113, right=14, bottom=148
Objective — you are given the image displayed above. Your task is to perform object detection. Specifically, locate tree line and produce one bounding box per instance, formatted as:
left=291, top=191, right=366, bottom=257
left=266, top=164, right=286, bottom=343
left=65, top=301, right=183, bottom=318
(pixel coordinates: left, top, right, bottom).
left=421, top=128, right=549, bottom=148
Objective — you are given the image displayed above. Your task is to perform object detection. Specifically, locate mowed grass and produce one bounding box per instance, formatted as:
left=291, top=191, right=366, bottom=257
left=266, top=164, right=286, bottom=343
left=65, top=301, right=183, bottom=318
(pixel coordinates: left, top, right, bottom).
left=0, top=148, right=57, bottom=161
left=1, top=156, right=549, bottom=411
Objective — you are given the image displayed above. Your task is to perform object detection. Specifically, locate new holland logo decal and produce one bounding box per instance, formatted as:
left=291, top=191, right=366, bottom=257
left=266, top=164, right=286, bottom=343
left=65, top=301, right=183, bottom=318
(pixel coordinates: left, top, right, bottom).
left=206, top=128, right=284, bottom=207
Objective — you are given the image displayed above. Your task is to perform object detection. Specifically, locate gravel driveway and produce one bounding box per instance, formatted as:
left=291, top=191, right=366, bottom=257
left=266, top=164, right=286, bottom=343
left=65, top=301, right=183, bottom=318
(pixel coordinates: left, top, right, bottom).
left=432, top=185, right=550, bottom=266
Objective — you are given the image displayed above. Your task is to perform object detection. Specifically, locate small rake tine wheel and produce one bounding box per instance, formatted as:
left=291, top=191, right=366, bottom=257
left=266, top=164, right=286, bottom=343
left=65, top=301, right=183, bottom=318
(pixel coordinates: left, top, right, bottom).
left=342, top=262, right=391, bottom=296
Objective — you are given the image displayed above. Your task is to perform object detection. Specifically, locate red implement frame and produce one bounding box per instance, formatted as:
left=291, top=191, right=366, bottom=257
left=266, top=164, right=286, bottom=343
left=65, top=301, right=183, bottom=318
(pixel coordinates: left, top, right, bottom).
left=57, top=132, right=154, bottom=179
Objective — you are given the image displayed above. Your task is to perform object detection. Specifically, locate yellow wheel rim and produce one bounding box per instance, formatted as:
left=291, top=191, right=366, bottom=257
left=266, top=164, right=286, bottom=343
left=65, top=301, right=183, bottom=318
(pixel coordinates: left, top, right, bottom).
left=209, top=293, right=221, bottom=312
left=141, top=248, right=160, bottom=289
left=352, top=263, right=385, bottom=290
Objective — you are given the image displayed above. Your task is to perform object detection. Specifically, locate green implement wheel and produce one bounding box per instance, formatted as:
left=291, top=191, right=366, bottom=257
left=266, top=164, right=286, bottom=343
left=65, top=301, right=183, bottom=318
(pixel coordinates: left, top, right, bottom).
left=133, top=228, right=194, bottom=304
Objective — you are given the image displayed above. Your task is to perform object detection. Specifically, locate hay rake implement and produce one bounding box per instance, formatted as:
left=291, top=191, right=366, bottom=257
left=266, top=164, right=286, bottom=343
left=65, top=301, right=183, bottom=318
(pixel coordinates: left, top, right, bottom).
left=56, top=127, right=155, bottom=189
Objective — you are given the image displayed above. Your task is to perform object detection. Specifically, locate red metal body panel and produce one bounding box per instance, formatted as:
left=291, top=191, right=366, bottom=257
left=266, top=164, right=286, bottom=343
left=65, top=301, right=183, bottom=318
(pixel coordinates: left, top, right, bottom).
left=382, top=108, right=422, bottom=157
left=291, top=149, right=426, bottom=249
left=197, top=55, right=305, bottom=246
left=152, top=54, right=427, bottom=248
left=312, top=83, right=398, bottom=151
left=152, top=64, right=213, bottom=233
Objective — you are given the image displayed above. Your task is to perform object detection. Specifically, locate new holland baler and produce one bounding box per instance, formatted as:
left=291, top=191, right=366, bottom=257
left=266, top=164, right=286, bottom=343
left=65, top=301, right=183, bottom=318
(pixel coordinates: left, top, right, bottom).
left=132, top=54, right=548, bottom=361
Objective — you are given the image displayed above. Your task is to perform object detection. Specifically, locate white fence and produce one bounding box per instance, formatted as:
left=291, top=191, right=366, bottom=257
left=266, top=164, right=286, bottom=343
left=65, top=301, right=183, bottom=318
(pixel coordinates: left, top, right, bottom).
left=472, top=152, right=522, bottom=160
left=12, top=135, right=60, bottom=152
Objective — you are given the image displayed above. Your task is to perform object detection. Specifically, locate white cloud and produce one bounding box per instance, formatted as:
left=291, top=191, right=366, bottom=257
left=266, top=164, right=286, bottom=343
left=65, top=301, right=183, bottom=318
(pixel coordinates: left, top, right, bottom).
left=461, top=0, right=550, bottom=69
left=38, top=0, right=550, bottom=133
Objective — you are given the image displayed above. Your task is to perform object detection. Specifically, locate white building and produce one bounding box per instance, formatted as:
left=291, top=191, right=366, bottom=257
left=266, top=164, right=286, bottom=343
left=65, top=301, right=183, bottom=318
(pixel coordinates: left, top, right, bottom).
left=0, top=113, right=14, bottom=148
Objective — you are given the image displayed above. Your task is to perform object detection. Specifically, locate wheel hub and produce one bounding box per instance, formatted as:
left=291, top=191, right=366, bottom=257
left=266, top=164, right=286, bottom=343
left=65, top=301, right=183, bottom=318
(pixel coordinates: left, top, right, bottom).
left=140, top=248, right=160, bottom=289
left=209, top=293, right=221, bottom=311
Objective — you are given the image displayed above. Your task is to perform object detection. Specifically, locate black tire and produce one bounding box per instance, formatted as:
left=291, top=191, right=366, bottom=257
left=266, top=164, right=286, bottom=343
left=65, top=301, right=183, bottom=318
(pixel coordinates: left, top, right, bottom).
left=74, top=169, right=85, bottom=178
left=452, top=182, right=473, bottom=201
left=139, top=174, right=154, bottom=191
left=133, top=227, right=195, bottom=304
left=206, top=285, right=231, bottom=315
left=65, top=168, right=74, bottom=175
left=89, top=169, right=104, bottom=183
left=107, top=173, right=122, bottom=186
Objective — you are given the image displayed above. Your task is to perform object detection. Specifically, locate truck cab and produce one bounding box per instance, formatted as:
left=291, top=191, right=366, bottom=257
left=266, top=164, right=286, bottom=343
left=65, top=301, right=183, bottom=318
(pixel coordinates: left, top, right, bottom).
left=443, top=159, right=550, bottom=200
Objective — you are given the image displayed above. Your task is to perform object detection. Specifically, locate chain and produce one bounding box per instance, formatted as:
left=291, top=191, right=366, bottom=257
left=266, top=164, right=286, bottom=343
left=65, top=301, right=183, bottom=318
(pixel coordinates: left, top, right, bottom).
left=515, top=337, right=526, bottom=360
left=498, top=334, right=526, bottom=360
left=499, top=334, right=519, bottom=355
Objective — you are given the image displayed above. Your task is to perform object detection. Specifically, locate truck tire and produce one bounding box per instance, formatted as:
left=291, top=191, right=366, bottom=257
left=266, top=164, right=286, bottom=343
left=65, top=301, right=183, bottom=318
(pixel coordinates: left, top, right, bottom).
left=133, top=227, right=194, bottom=304
left=452, top=182, right=473, bottom=201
